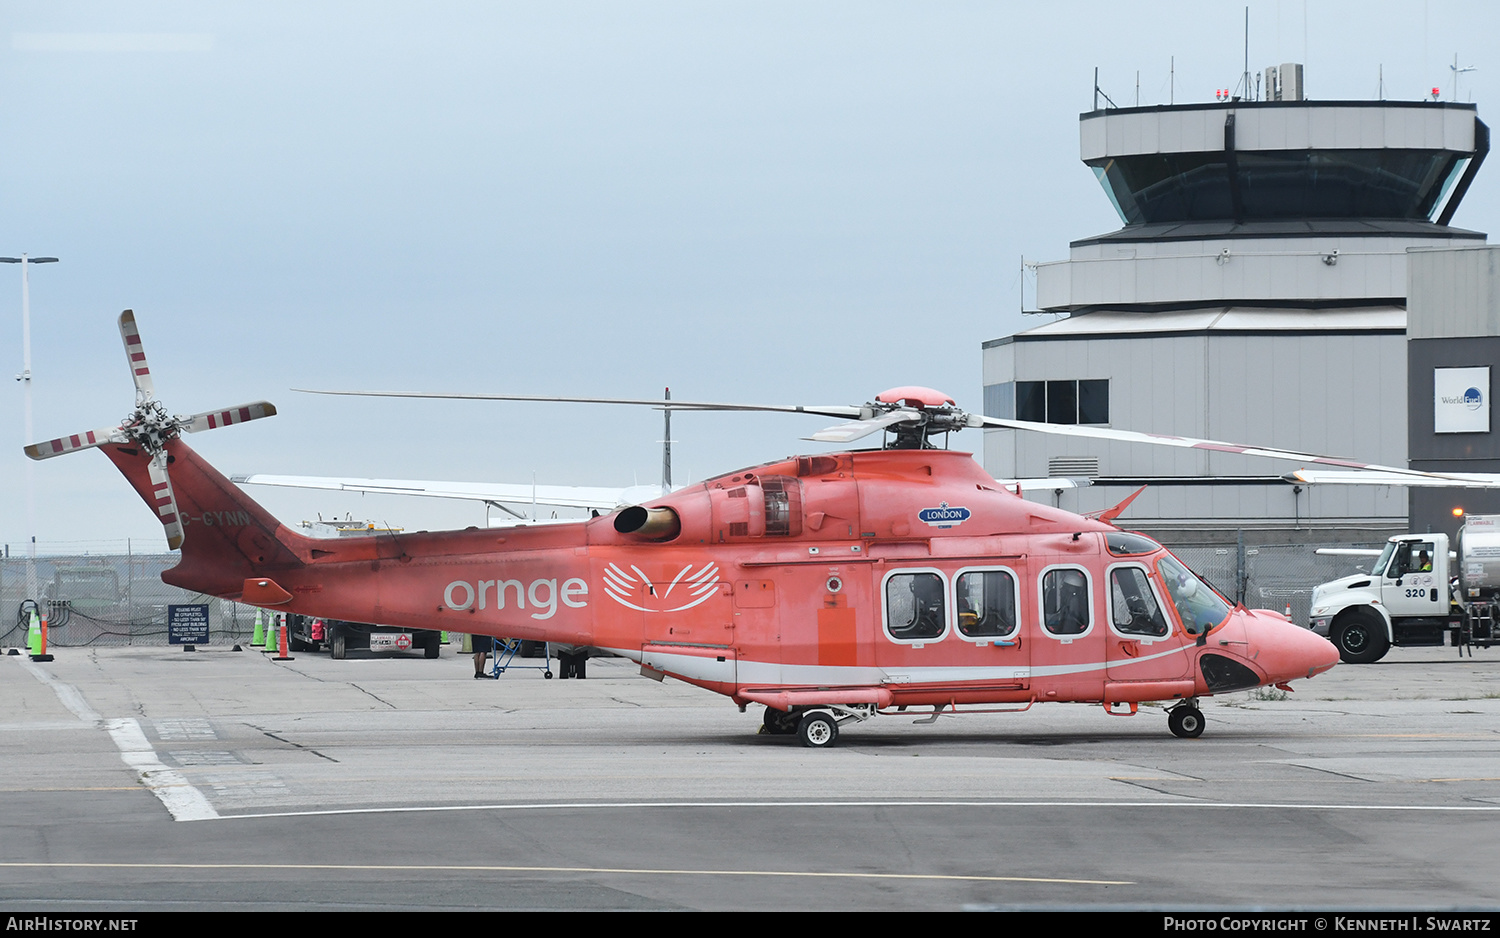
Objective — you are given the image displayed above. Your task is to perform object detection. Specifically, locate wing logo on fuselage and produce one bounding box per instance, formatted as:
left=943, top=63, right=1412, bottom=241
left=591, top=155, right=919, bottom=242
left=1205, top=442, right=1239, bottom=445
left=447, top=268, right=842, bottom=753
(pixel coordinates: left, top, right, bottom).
left=602, top=562, right=720, bottom=613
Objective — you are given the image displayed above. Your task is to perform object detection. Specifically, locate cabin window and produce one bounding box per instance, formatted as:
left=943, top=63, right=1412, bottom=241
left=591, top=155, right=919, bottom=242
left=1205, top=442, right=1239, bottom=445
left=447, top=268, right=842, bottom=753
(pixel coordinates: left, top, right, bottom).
left=955, top=569, right=1018, bottom=639
left=884, top=571, right=948, bottom=642
left=1041, top=567, right=1092, bottom=636
left=1109, top=566, right=1169, bottom=638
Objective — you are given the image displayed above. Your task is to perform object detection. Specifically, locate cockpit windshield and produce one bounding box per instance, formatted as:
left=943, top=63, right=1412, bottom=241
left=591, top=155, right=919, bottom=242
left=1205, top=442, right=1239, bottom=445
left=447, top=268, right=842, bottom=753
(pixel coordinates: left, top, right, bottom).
left=1370, top=542, right=1396, bottom=578
left=1157, top=554, right=1233, bottom=635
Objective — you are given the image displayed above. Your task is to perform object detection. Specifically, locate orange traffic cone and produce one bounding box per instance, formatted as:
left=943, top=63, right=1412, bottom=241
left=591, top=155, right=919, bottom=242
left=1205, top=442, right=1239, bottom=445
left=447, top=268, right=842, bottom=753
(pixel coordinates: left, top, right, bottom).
left=272, top=616, right=294, bottom=662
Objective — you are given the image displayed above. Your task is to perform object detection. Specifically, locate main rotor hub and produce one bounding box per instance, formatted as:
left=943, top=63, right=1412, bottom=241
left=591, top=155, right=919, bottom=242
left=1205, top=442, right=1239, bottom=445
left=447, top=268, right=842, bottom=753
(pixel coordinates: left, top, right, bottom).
left=867, top=388, right=975, bottom=449
left=874, top=386, right=955, bottom=409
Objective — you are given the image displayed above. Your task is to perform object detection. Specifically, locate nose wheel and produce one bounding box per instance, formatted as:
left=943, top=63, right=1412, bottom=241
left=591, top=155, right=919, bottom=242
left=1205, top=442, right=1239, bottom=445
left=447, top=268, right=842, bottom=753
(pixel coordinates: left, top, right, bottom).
left=1168, top=702, right=1205, bottom=739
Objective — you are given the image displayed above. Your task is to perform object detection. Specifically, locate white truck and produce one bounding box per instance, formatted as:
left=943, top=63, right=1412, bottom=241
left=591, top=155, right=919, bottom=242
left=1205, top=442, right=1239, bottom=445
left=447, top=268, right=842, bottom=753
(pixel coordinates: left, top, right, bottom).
left=1309, top=515, right=1500, bottom=663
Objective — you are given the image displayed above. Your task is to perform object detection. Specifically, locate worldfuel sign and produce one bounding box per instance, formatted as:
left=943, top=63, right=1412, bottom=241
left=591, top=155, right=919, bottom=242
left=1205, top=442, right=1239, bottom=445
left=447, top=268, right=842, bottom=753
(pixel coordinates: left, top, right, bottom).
left=1435, top=366, right=1490, bottom=434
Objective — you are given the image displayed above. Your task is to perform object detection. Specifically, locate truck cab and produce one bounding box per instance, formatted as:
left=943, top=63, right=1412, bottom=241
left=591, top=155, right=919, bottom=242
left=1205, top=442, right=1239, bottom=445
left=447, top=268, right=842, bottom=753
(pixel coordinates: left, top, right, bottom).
left=1309, top=533, right=1453, bottom=663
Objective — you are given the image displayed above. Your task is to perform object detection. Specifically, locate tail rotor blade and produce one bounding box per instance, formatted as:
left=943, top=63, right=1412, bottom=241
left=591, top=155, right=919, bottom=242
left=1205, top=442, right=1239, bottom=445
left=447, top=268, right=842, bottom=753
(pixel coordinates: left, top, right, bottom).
left=118, top=310, right=155, bottom=403
left=24, top=425, right=126, bottom=461
left=147, top=455, right=185, bottom=550
left=181, top=401, right=278, bottom=434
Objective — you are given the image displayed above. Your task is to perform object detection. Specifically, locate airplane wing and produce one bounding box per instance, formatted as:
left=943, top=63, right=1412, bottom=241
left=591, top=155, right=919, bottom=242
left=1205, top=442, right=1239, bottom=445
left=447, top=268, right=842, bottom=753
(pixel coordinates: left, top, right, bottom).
left=231, top=474, right=660, bottom=512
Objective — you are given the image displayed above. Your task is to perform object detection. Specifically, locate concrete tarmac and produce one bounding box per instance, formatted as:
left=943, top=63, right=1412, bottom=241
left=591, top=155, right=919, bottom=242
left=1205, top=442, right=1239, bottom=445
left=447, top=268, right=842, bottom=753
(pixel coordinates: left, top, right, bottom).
left=3, top=641, right=1500, bottom=911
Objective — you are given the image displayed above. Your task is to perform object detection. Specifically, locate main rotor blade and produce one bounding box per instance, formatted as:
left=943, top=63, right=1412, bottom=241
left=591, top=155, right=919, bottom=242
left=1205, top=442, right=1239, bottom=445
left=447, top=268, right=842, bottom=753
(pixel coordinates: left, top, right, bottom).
left=118, top=310, right=155, bottom=403
left=233, top=473, right=640, bottom=511
left=1285, top=469, right=1500, bottom=488
left=804, top=410, right=922, bottom=443
left=294, top=389, right=864, bottom=421
left=147, top=455, right=185, bottom=550
left=181, top=402, right=278, bottom=434
left=25, top=425, right=127, bottom=461
left=979, top=416, right=1451, bottom=481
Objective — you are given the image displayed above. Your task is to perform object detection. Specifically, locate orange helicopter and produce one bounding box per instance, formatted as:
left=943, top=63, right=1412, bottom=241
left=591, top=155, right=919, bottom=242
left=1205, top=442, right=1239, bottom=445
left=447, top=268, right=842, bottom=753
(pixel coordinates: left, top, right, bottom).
left=28, top=311, right=1345, bottom=747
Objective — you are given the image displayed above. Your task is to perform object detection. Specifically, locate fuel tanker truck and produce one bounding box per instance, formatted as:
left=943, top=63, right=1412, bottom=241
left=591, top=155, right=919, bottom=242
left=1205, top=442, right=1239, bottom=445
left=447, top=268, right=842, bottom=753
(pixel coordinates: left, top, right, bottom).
left=1308, top=515, right=1500, bottom=663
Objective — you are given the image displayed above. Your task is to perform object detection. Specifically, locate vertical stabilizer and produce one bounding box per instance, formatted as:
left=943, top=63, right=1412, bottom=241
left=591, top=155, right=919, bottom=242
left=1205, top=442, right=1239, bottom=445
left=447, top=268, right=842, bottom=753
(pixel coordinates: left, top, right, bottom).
left=101, top=439, right=310, bottom=597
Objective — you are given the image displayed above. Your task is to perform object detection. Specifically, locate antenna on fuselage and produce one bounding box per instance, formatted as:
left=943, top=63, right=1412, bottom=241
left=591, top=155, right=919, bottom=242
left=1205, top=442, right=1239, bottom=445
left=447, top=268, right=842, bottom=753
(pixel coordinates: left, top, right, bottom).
left=661, top=387, right=672, bottom=491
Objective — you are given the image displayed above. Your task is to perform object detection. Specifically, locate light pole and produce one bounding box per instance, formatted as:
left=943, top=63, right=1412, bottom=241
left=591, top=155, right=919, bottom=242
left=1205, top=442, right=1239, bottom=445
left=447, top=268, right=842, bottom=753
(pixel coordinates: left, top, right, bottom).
left=4, top=254, right=59, bottom=602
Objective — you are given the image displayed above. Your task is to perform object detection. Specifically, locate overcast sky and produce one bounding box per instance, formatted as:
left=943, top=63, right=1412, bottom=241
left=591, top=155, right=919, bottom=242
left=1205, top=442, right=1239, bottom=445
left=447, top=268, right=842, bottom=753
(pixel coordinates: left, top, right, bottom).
left=4, top=0, right=1499, bottom=552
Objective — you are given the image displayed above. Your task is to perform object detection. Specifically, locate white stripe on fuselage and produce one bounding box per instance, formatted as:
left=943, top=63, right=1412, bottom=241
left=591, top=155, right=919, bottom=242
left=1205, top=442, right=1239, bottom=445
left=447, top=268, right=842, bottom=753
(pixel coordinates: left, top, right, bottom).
left=603, top=642, right=1191, bottom=687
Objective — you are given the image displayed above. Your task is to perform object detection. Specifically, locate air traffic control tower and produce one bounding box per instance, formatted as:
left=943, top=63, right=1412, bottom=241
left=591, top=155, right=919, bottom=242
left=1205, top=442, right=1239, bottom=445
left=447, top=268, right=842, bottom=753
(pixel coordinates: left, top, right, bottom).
left=983, top=71, right=1490, bottom=545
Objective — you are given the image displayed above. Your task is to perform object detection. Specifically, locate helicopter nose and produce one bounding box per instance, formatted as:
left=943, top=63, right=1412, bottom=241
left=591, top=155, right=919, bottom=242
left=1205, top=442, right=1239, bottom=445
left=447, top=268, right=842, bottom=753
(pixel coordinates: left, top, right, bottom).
left=1247, top=611, right=1340, bottom=683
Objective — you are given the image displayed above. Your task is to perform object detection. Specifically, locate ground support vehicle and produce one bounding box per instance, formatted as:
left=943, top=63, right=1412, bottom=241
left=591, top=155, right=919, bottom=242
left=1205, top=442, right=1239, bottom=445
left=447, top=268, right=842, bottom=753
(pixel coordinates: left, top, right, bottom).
left=1309, top=516, right=1500, bottom=663
left=490, top=638, right=554, bottom=678
left=285, top=613, right=442, bottom=659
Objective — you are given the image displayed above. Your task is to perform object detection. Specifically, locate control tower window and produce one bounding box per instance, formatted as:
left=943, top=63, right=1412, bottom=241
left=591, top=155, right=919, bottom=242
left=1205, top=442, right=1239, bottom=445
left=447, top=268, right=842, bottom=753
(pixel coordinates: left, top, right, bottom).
left=1090, top=148, right=1469, bottom=224
left=1016, top=380, right=1109, bottom=425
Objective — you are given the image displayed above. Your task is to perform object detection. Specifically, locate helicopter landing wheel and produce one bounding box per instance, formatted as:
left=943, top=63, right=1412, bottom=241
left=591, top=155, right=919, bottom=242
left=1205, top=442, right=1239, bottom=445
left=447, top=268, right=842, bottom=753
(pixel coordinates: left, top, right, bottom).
left=1168, top=705, right=1205, bottom=739
left=797, top=711, right=839, bottom=748
left=761, top=706, right=799, bottom=736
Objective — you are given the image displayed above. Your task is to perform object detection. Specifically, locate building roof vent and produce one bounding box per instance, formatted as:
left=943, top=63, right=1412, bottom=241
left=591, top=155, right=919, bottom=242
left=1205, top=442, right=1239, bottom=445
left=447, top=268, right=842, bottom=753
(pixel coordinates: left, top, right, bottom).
left=1048, top=456, right=1100, bottom=479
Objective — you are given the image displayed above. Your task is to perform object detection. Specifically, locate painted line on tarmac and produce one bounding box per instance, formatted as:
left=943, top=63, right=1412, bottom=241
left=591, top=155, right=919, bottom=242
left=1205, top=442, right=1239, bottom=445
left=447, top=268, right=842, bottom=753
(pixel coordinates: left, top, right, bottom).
left=0, top=861, right=1129, bottom=886
left=12, top=656, right=218, bottom=822
left=104, top=718, right=219, bottom=821
left=14, top=655, right=101, bottom=722
left=214, top=799, right=1500, bottom=822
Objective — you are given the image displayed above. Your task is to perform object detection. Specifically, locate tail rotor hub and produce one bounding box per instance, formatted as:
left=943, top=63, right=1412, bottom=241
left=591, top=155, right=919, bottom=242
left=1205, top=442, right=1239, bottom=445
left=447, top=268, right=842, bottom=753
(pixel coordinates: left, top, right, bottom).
left=122, top=400, right=181, bottom=456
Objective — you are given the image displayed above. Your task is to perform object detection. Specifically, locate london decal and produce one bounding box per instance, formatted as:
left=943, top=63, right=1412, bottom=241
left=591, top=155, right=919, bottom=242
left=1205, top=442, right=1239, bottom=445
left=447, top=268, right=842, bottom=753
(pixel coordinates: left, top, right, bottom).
left=918, top=502, right=971, bottom=529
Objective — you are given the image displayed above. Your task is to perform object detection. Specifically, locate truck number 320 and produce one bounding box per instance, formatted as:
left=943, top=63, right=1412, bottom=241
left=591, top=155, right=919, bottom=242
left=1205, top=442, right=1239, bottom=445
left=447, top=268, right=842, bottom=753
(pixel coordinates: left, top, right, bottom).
left=1405, top=588, right=1427, bottom=598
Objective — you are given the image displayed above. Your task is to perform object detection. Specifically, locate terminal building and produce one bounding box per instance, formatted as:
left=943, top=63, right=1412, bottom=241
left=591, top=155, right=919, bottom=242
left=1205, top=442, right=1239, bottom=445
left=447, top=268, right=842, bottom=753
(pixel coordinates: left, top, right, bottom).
left=982, top=69, right=1496, bottom=545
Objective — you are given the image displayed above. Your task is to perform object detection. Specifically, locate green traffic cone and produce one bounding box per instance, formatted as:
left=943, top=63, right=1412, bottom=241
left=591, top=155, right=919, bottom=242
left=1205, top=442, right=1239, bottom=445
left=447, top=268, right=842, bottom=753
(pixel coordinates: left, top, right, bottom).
left=251, top=609, right=266, bottom=647
left=27, top=610, right=42, bottom=657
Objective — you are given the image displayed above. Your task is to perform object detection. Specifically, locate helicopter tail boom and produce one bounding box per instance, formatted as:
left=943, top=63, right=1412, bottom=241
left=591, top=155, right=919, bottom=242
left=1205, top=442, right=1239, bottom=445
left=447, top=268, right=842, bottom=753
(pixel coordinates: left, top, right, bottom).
left=101, top=438, right=311, bottom=598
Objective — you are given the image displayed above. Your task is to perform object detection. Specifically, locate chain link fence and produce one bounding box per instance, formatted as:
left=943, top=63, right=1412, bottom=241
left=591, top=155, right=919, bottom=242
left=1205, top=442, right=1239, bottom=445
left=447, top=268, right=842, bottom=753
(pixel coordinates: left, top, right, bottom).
left=3, top=539, right=1385, bottom=647
left=2, top=553, right=259, bottom=648
left=1172, top=540, right=1385, bottom=626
